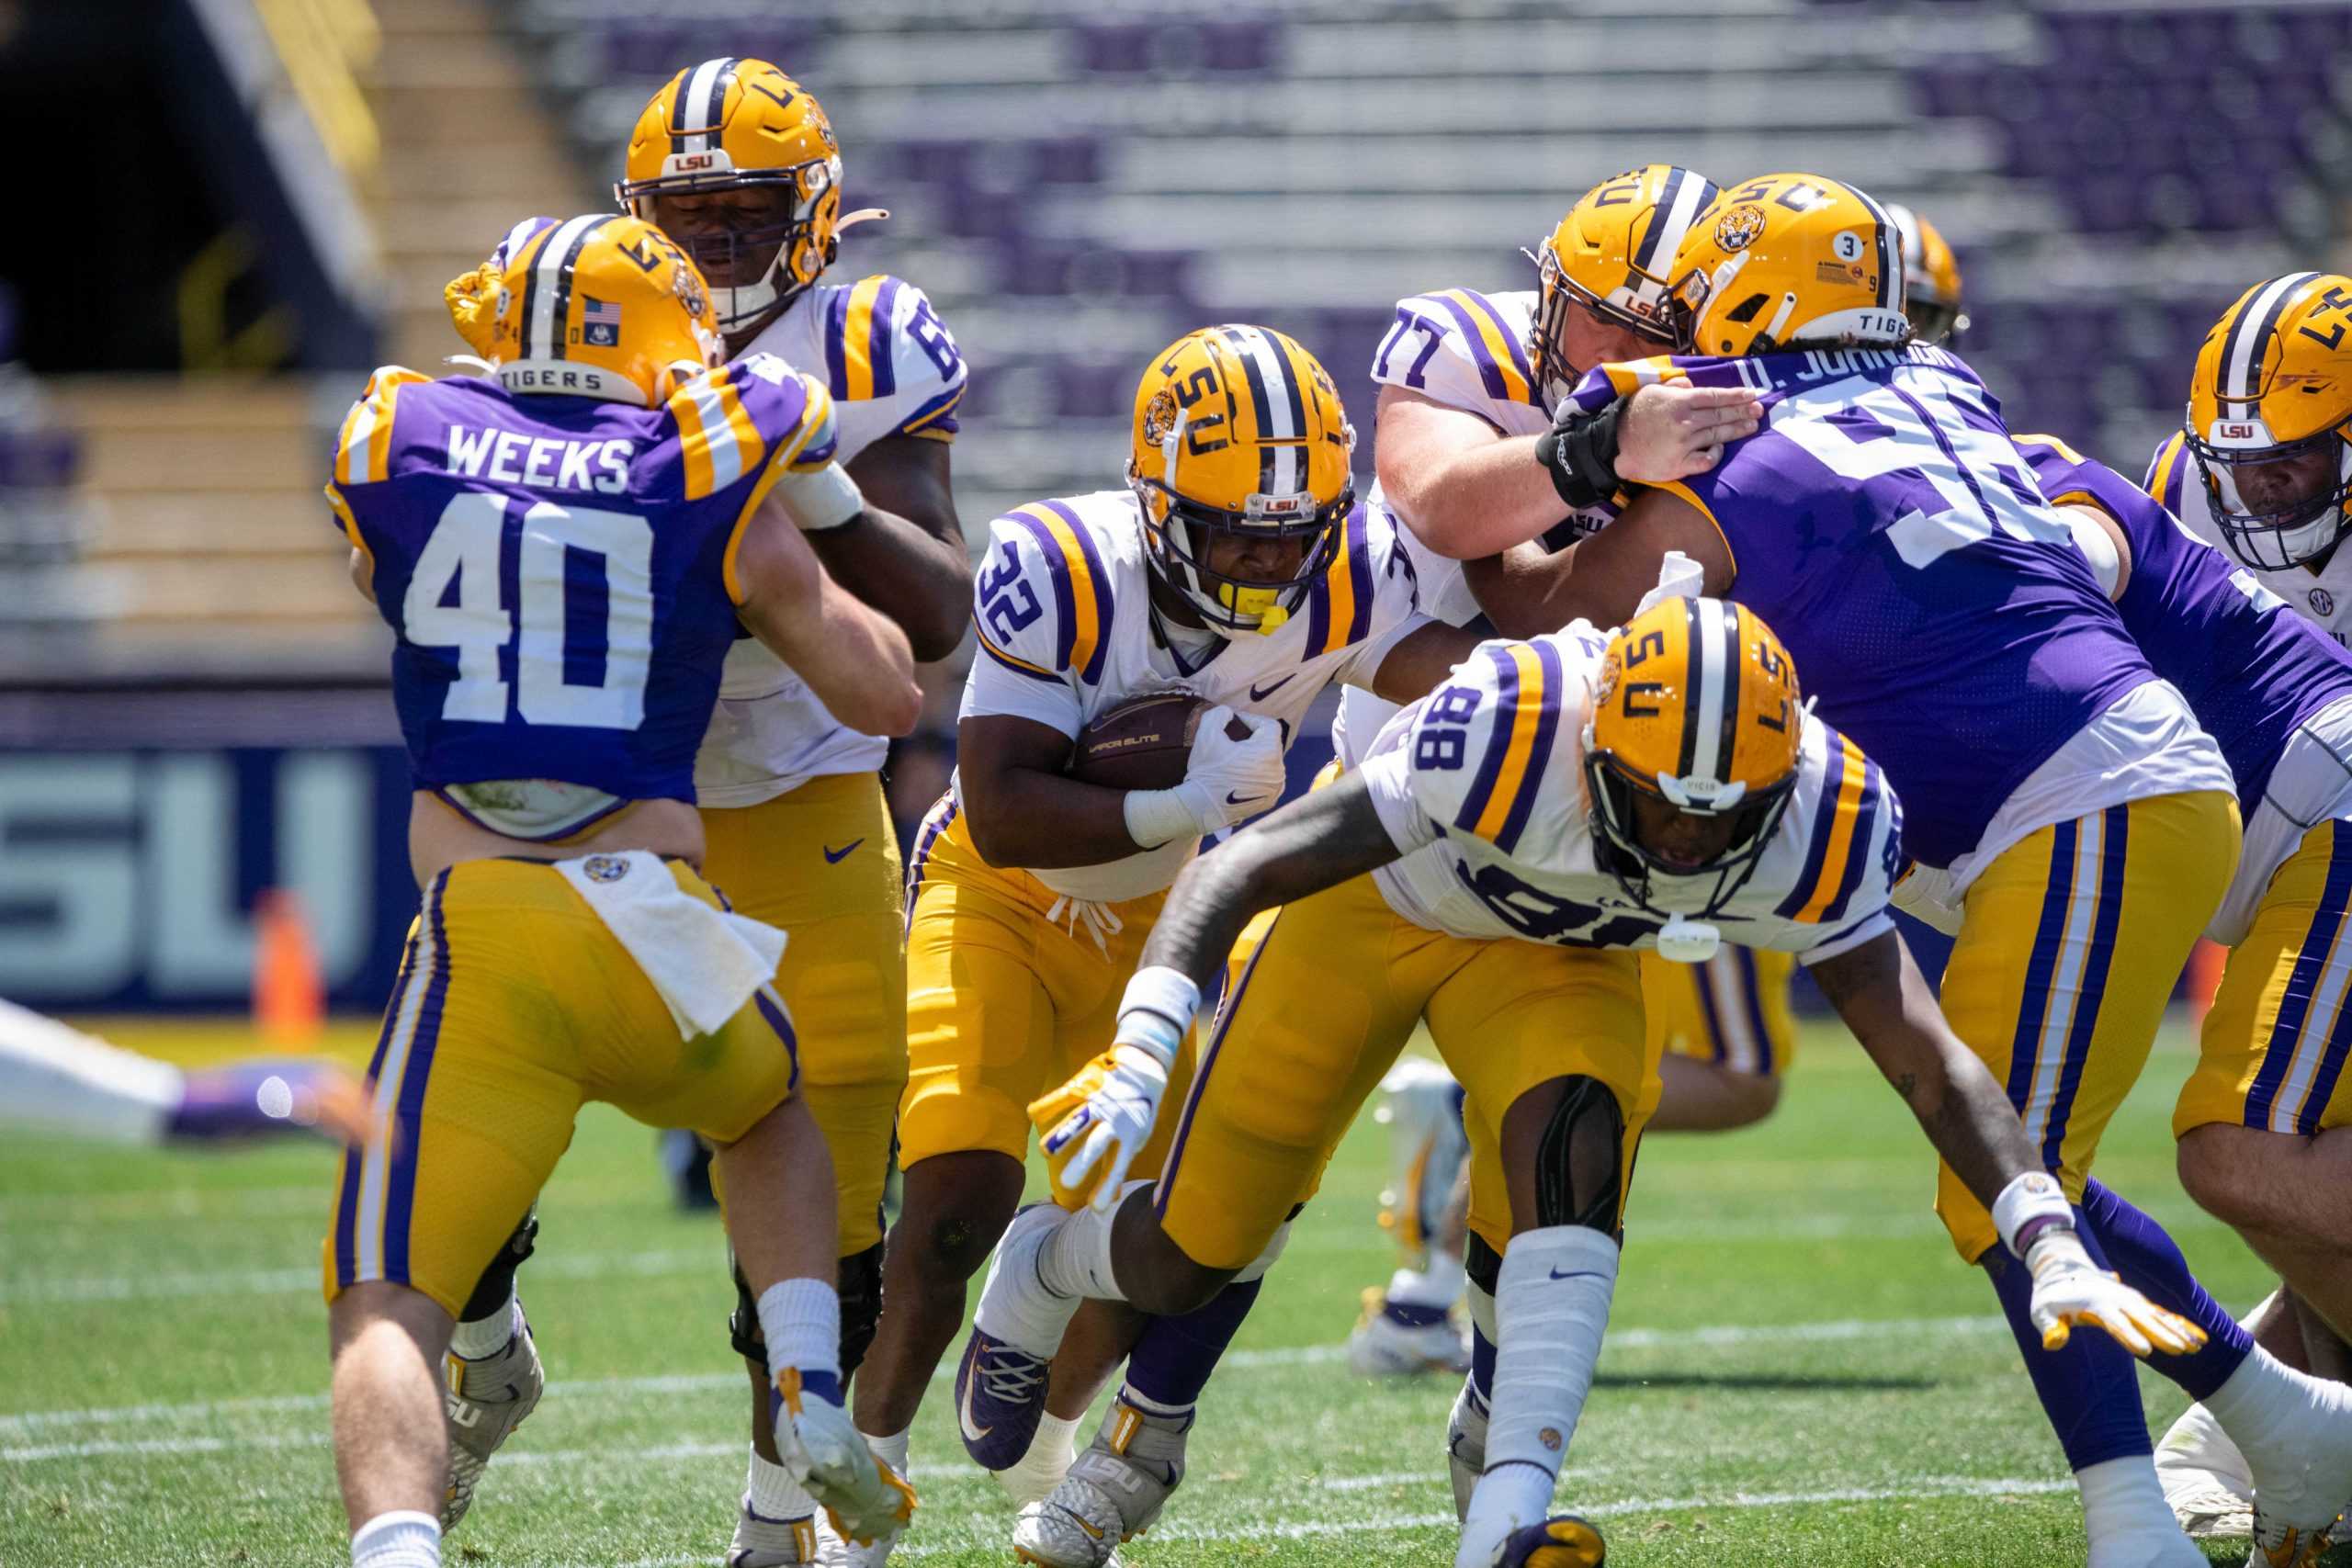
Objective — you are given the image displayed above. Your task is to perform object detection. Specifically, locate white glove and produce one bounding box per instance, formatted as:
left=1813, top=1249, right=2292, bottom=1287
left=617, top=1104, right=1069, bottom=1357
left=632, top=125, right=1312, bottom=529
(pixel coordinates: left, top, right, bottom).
left=2021, top=1227, right=2206, bottom=1358
left=775, top=1372, right=917, bottom=1544
left=1029, top=966, right=1200, bottom=1212
left=1172, top=704, right=1288, bottom=832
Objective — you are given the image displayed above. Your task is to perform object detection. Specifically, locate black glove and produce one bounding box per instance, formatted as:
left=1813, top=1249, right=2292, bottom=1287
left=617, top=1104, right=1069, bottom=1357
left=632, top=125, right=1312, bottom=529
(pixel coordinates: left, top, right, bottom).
left=1533, top=395, right=1627, bottom=512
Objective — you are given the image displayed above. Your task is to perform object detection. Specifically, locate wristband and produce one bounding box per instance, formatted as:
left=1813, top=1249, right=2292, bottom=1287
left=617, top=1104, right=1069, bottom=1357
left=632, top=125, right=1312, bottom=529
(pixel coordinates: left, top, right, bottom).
left=1992, top=1170, right=2073, bottom=1260
left=770, top=461, right=864, bottom=532
left=1124, top=784, right=1209, bottom=849
left=1112, top=964, right=1200, bottom=1069
left=1533, top=397, right=1626, bottom=510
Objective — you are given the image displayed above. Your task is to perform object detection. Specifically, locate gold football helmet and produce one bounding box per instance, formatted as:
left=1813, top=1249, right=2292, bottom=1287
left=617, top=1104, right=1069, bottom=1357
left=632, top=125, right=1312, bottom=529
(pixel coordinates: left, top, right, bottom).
left=616, top=58, right=874, bottom=333
left=1128, top=325, right=1356, bottom=636
left=1884, top=203, right=1966, bottom=345
left=1531, top=164, right=1720, bottom=402
left=1586, top=596, right=1804, bottom=916
left=1667, top=173, right=1910, bottom=358
left=467, top=213, right=720, bottom=407
left=2183, top=271, right=2352, bottom=570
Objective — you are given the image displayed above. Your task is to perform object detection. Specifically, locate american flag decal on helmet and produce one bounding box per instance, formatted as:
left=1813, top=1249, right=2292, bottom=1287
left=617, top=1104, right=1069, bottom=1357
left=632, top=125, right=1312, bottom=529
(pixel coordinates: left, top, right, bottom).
left=582, top=298, right=622, bottom=347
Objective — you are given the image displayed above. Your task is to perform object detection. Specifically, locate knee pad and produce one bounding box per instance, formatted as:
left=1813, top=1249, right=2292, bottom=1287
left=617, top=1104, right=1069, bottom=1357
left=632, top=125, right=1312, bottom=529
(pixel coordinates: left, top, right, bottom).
left=728, top=1252, right=764, bottom=1362
left=1464, top=1231, right=1502, bottom=1299
left=1533, top=1076, right=1626, bottom=1235
left=1233, top=1221, right=1292, bottom=1285
left=460, top=1207, right=539, bottom=1323
left=837, top=1239, right=886, bottom=1379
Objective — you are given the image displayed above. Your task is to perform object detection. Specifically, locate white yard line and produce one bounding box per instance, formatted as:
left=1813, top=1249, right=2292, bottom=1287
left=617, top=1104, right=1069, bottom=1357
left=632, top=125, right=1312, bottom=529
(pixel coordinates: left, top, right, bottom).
left=0, top=1312, right=2012, bottom=1449
left=0, top=1246, right=725, bottom=1305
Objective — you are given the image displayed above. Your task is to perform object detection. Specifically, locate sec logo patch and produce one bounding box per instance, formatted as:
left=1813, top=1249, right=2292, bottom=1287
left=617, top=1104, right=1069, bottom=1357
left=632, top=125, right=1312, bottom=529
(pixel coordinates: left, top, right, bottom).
left=2312, top=588, right=2335, bottom=618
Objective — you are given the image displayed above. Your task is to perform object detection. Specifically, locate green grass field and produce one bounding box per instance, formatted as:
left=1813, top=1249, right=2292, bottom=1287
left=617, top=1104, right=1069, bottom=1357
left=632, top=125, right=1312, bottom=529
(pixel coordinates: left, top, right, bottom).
left=0, top=1014, right=2321, bottom=1566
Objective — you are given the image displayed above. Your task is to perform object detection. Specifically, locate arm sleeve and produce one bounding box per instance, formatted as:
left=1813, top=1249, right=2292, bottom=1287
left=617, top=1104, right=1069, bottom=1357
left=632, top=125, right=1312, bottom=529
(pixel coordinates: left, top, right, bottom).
left=956, top=514, right=1086, bottom=737
left=0, top=999, right=180, bottom=1145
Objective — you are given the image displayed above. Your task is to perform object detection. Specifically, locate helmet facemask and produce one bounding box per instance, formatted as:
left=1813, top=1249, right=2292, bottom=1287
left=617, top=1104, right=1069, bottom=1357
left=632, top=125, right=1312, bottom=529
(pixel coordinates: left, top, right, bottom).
left=1131, top=476, right=1350, bottom=637
left=1582, top=746, right=1797, bottom=920
left=2188, top=423, right=2352, bottom=571
left=1530, top=245, right=1675, bottom=409
left=623, top=160, right=839, bottom=334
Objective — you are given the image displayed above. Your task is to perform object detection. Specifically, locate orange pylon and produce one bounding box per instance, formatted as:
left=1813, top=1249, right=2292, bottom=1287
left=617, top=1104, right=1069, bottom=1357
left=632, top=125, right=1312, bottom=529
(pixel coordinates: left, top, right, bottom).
left=254, top=887, right=324, bottom=1047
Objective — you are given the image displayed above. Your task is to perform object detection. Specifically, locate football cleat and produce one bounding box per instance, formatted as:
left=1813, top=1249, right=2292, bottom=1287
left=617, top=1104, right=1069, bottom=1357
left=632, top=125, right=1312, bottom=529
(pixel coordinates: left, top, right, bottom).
left=1448, top=1376, right=1491, bottom=1521
left=440, top=1305, right=545, bottom=1530
left=726, top=1497, right=820, bottom=1567
left=1346, top=1286, right=1473, bottom=1378
left=2245, top=1511, right=2339, bottom=1568
left=955, top=1327, right=1053, bottom=1472
left=1011, top=1395, right=1190, bottom=1567
left=1493, top=1515, right=1608, bottom=1567
left=2155, top=1403, right=2255, bottom=1540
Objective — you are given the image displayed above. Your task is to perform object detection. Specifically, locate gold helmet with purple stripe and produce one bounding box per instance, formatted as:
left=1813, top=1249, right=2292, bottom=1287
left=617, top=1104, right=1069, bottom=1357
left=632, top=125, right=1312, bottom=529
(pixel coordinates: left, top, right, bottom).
left=2185, top=271, right=2352, bottom=570
left=1531, top=164, right=1720, bottom=404
left=1884, top=202, right=1967, bottom=345
left=1668, top=173, right=1910, bottom=358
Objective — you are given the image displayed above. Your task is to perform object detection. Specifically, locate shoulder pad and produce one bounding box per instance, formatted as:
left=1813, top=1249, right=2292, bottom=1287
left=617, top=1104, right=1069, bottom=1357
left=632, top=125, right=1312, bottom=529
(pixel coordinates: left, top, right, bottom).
left=974, top=501, right=1117, bottom=686
left=332, top=366, right=432, bottom=487
left=1770, top=722, right=1901, bottom=928
left=1407, top=637, right=1573, bottom=855
left=1374, top=288, right=1542, bottom=413
left=2144, top=431, right=2190, bottom=513
left=822, top=274, right=967, bottom=439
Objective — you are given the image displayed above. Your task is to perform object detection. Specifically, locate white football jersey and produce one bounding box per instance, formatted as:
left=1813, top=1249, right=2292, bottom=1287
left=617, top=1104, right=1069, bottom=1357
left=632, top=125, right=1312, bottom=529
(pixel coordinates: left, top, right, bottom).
left=1337, top=284, right=1614, bottom=769
left=957, top=489, right=1430, bottom=901
left=2147, top=429, right=2352, bottom=648
left=695, top=273, right=968, bottom=807
left=1358, top=626, right=1900, bottom=964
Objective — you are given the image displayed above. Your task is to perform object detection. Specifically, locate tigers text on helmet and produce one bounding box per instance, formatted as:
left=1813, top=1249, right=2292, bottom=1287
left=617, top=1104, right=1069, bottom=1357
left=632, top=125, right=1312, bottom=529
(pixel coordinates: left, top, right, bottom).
left=1884, top=202, right=1967, bottom=346
left=1126, top=324, right=1356, bottom=637
left=1530, top=164, right=1719, bottom=405
left=2184, top=271, right=2352, bottom=571
left=472, top=213, right=722, bottom=407
left=1667, top=173, right=1911, bottom=358
left=616, top=58, right=865, bottom=334
left=1584, top=596, right=1804, bottom=919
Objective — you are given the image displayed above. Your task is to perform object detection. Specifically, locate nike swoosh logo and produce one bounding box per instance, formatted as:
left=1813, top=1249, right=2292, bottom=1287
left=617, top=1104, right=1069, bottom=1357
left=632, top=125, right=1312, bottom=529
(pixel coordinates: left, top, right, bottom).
left=1227, top=790, right=1254, bottom=806
left=1548, top=1269, right=1611, bottom=1281
left=1070, top=1515, right=1105, bottom=1540
left=1249, top=674, right=1296, bottom=701
left=958, top=1367, right=992, bottom=1444
left=822, top=839, right=865, bottom=864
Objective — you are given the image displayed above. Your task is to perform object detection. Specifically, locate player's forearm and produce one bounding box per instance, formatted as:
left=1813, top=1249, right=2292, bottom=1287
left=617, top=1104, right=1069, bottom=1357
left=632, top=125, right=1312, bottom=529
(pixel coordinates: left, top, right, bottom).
left=1461, top=544, right=1595, bottom=639
left=957, top=766, right=1155, bottom=869
left=1910, top=1047, right=2050, bottom=1213
left=751, top=583, right=923, bottom=739
left=805, top=506, right=972, bottom=662
left=1385, top=435, right=1566, bottom=560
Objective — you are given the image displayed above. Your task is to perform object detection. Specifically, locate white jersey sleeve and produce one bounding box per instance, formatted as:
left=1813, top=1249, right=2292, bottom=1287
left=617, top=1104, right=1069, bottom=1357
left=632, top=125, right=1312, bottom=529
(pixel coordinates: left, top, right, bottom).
left=1385, top=632, right=1595, bottom=857
left=816, top=274, right=968, bottom=452
left=956, top=503, right=1116, bottom=739
left=1751, top=720, right=1905, bottom=964
left=1369, top=288, right=1549, bottom=425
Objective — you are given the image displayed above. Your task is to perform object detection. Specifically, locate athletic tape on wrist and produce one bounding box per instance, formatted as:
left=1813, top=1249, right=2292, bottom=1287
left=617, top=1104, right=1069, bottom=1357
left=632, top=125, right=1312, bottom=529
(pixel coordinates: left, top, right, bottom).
left=773, top=462, right=864, bottom=531
left=1114, top=964, right=1200, bottom=1068
left=1991, top=1171, right=2073, bottom=1260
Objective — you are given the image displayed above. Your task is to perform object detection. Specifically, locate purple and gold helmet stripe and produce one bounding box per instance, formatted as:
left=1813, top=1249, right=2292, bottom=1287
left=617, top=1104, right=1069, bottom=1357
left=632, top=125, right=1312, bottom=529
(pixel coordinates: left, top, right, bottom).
left=2221, top=272, right=2323, bottom=406
left=672, top=57, right=738, bottom=155
left=521, top=214, right=612, bottom=361
left=1840, top=181, right=1900, bottom=313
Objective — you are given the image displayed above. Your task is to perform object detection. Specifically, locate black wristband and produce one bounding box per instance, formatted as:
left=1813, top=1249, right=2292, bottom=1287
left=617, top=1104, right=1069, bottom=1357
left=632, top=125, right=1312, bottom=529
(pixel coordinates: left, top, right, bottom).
left=1533, top=396, right=1626, bottom=511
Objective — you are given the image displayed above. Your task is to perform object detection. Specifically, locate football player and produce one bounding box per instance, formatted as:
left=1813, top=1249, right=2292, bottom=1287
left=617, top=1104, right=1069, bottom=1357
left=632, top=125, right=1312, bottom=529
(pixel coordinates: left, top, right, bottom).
left=1475, top=174, right=2352, bottom=1568
left=2138, top=274, right=2352, bottom=1546
left=978, top=595, right=2203, bottom=1568
left=439, top=61, right=969, bottom=1566
left=0, top=998, right=368, bottom=1146
left=320, top=216, right=923, bottom=1568
left=849, top=324, right=1481, bottom=1560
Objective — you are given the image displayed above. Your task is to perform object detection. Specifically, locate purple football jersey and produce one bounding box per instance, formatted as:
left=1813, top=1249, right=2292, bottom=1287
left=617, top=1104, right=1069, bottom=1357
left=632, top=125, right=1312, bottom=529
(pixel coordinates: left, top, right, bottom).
left=327, top=356, right=826, bottom=806
left=1566, top=347, right=2154, bottom=868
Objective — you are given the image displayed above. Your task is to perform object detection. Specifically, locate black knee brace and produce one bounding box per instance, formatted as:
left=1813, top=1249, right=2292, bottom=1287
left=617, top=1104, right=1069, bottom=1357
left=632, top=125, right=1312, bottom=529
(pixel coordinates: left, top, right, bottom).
left=1465, top=1231, right=1503, bottom=1298
left=730, top=1241, right=889, bottom=1373
left=460, top=1208, right=538, bottom=1324
left=1533, top=1076, right=1627, bottom=1235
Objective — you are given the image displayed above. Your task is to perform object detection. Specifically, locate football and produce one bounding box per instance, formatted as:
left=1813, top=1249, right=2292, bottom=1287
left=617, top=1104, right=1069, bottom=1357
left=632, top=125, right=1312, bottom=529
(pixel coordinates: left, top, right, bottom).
left=1069, top=692, right=1224, bottom=790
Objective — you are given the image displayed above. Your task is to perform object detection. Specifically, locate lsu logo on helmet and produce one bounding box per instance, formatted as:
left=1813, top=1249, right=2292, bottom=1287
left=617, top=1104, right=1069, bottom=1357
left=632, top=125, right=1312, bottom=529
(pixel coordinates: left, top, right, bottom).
left=1529, top=164, right=1719, bottom=404
left=1585, top=596, right=1804, bottom=919
left=2183, top=271, right=2352, bottom=570
left=616, top=58, right=878, bottom=332
left=1126, top=325, right=1355, bottom=637
left=460, top=213, right=723, bottom=407
left=1667, top=173, right=1910, bottom=358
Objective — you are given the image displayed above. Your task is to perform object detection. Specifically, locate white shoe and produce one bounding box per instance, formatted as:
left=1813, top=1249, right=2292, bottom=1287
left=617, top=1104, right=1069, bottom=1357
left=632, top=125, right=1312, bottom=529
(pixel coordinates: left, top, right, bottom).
left=1446, top=1376, right=1488, bottom=1523
left=728, top=1498, right=822, bottom=1566
left=815, top=1508, right=889, bottom=1567
left=1012, top=1396, right=1187, bottom=1567
left=2221, top=1355, right=2352, bottom=1542
left=441, top=1307, right=544, bottom=1530
left=1346, top=1286, right=1473, bottom=1378
left=2156, top=1403, right=2254, bottom=1539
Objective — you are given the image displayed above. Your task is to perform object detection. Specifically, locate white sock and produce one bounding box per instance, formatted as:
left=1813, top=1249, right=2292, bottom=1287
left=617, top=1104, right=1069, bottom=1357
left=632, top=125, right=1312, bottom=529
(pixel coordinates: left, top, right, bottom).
left=2203, top=1345, right=2352, bottom=1525
left=995, top=1409, right=1081, bottom=1506
left=447, top=1294, right=520, bottom=1361
left=2076, top=1455, right=2197, bottom=1565
left=862, top=1424, right=910, bottom=1477
left=1455, top=1226, right=1617, bottom=1568
left=1035, top=1200, right=1126, bottom=1303
left=1388, top=1247, right=1466, bottom=1311
left=351, top=1509, right=440, bottom=1568
left=745, top=1445, right=817, bottom=1521
left=756, top=1278, right=842, bottom=1388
